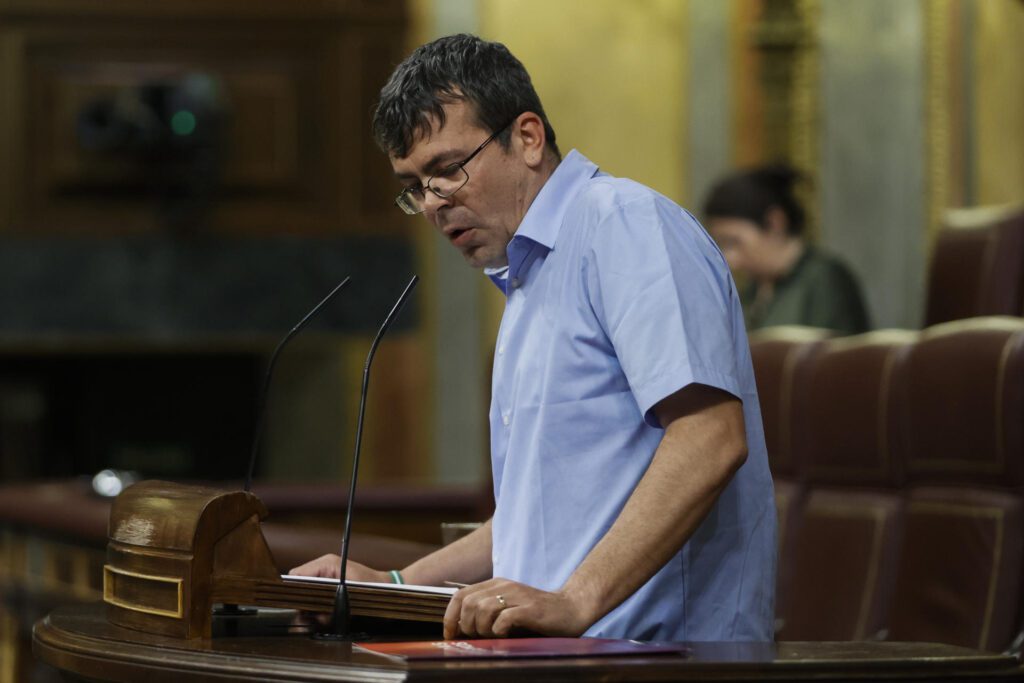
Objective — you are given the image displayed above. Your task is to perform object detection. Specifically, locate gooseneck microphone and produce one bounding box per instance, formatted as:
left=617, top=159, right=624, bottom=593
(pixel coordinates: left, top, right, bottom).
left=322, top=274, right=419, bottom=640
left=243, top=276, right=352, bottom=493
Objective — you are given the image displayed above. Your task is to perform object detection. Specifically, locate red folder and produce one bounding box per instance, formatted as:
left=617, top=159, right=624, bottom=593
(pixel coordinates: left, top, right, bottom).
left=357, top=637, right=689, bottom=660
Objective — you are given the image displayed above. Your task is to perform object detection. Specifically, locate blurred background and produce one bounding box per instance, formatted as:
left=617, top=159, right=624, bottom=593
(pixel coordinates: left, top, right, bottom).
left=1, top=0, right=1023, bottom=679
left=0, top=0, right=1021, bottom=490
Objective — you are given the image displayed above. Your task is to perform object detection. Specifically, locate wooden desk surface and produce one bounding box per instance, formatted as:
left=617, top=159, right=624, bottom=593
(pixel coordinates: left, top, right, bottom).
left=34, top=603, right=1024, bottom=683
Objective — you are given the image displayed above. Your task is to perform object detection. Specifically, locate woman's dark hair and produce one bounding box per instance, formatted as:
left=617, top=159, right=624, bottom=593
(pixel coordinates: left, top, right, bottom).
left=372, top=34, right=560, bottom=160
left=703, top=164, right=806, bottom=236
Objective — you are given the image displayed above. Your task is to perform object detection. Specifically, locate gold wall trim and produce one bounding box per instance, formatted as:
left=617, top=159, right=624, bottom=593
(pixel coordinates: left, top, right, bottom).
left=750, top=0, right=821, bottom=239
left=926, top=0, right=953, bottom=249
left=791, top=0, right=820, bottom=239
left=0, top=607, right=15, bottom=683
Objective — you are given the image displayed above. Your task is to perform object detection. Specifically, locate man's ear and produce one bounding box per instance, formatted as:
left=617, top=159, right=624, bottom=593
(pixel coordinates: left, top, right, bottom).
left=763, top=206, right=789, bottom=239
left=514, top=112, right=547, bottom=168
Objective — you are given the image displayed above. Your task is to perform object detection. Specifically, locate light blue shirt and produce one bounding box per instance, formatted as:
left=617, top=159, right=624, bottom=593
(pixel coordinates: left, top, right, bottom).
left=487, top=150, right=776, bottom=642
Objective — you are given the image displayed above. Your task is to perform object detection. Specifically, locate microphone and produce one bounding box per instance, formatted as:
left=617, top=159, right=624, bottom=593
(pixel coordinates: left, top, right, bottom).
left=320, top=274, right=419, bottom=640
left=243, top=276, right=352, bottom=492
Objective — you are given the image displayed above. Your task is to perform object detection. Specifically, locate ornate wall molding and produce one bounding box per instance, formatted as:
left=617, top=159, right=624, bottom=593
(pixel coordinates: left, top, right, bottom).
left=751, top=0, right=821, bottom=239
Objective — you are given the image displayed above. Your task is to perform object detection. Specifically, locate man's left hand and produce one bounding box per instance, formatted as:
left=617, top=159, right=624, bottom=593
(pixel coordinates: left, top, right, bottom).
left=443, top=578, right=593, bottom=639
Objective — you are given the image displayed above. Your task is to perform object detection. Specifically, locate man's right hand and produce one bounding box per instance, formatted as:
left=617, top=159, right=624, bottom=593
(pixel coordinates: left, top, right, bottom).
left=288, top=554, right=391, bottom=584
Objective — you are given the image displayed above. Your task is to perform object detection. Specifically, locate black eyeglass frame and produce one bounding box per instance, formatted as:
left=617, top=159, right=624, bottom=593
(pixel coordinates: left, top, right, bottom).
left=395, top=117, right=518, bottom=215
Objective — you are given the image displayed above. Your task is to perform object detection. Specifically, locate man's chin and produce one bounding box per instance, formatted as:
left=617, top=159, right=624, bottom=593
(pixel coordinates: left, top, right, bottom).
left=461, top=246, right=504, bottom=270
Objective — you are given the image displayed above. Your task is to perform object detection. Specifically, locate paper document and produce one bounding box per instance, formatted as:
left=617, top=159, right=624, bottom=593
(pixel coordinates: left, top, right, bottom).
left=282, top=574, right=457, bottom=597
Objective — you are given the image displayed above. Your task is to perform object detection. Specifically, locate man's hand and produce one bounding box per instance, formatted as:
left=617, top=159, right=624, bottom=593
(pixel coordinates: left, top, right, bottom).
left=443, top=578, right=592, bottom=640
left=288, top=554, right=390, bottom=584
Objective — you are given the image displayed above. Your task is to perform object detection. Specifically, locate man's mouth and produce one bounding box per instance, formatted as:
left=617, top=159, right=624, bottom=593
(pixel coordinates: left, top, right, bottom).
left=449, top=227, right=473, bottom=247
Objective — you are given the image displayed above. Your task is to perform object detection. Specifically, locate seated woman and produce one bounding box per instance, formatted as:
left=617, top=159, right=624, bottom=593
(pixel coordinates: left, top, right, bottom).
left=703, top=164, right=870, bottom=335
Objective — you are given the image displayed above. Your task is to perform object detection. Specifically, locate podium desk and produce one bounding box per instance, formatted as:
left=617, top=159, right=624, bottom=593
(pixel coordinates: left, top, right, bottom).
left=34, top=603, right=1024, bottom=683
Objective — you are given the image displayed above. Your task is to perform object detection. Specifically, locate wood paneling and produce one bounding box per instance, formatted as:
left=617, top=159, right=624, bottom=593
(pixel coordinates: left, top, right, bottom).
left=0, top=1, right=406, bottom=236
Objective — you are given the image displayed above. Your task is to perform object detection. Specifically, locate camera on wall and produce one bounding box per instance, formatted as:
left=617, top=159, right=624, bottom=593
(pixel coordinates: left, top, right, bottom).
left=77, top=72, right=228, bottom=232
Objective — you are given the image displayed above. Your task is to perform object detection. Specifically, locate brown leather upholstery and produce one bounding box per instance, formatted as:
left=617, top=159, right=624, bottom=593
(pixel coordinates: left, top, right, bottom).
left=775, top=333, right=915, bottom=641
left=749, top=327, right=831, bottom=478
left=887, top=487, right=1024, bottom=651
left=777, top=489, right=903, bottom=641
left=886, top=319, right=1024, bottom=650
left=774, top=479, right=803, bottom=563
left=895, top=318, right=1024, bottom=487
left=924, top=208, right=1024, bottom=326
left=772, top=477, right=804, bottom=625
left=796, top=331, right=917, bottom=487
left=756, top=318, right=1024, bottom=647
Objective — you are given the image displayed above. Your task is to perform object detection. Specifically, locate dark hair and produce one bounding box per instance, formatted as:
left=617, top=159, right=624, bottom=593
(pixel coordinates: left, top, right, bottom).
left=372, top=34, right=560, bottom=160
left=703, top=164, right=806, bottom=236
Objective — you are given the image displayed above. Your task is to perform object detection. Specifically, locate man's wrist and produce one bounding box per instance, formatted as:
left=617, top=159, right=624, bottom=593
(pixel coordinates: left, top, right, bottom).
left=558, top=575, right=606, bottom=629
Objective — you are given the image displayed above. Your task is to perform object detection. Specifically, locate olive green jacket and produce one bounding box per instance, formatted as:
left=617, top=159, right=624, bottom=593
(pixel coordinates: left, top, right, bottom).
left=742, top=246, right=870, bottom=335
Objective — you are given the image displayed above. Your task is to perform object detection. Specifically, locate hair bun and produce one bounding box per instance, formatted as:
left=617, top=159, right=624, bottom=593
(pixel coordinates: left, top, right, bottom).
left=749, top=163, right=801, bottom=193
left=703, top=162, right=807, bottom=236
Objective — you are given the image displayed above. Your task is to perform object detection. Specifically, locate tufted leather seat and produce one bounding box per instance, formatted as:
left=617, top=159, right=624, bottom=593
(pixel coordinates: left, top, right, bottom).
left=895, top=318, right=1024, bottom=486
left=887, top=318, right=1024, bottom=651
left=887, top=487, right=1023, bottom=651
left=924, top=207, right=1024, bottom=326
left=748, top=326, right=832, bottom=478
left=749, top=326, right=831, bottom=624
left=775, top=331, right=916, bottom=641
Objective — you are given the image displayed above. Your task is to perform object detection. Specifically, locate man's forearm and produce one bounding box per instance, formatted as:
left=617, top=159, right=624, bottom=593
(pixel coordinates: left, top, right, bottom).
left=561, top=389, right=748, bottom=624
left=402, top=518, right=493, bottom=586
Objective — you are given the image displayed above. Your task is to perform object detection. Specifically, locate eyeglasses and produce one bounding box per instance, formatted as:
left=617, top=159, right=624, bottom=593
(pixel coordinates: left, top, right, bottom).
left=395, top=119, right=516, bottom=215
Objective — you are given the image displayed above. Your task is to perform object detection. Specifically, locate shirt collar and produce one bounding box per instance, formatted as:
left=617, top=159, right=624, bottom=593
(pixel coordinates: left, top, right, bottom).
left=513, top=149, right=600, bottom=250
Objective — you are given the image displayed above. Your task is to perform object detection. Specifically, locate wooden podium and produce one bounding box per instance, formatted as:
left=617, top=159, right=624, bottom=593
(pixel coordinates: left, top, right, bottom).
left=34, top=603, right=1024, bottom=682
left=102, top=480, right=446, bottom=639
left=31, top=479, right=1024, bottom=681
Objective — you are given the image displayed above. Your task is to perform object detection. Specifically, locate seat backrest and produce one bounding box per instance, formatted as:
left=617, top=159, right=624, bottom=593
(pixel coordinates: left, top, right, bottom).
left=795, top=331, right=917, bottom=488
left=895, top=317, right=1024, bottom=488
left=887, top=317, right=1024, bottom=651
left=777, top=488, right=904, bottom=641
left=749, top=326, right=831, bottom=479
left=924, top=207, right=1024, bottom=326
left=887, top=486, right=1023, bottom=651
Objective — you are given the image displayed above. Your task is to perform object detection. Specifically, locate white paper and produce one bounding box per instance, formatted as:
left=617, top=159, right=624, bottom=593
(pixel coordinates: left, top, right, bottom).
left=281, top=574, right=457, bottom=597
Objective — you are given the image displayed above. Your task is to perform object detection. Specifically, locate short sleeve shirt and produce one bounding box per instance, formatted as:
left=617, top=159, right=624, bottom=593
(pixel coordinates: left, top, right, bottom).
left=488, top=150, right=776, bottom=642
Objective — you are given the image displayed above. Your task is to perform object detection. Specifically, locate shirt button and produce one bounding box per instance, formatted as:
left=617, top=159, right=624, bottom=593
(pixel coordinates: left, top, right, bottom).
left=502, top=413, right=510, bottom=426
left=498, top=344, right=505, bottom=355
left=510, top=277, right=521, bottom=289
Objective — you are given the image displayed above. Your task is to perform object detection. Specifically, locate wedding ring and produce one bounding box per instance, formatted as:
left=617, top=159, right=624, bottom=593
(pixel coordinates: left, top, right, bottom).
left=495, top=594, right=508, bottom=609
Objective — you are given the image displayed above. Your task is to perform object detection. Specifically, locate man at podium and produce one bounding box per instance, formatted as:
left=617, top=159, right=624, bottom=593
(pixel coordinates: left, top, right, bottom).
left=293, top=34, right=776, bottom=643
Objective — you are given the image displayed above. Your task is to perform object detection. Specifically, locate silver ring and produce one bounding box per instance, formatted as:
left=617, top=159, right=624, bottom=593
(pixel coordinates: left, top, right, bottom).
left=495, top=594, right=508, bottom=609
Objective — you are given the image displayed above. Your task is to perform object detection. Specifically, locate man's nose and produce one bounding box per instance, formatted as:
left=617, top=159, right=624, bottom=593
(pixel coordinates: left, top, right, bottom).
left=422, top=190, right=453, bottom=219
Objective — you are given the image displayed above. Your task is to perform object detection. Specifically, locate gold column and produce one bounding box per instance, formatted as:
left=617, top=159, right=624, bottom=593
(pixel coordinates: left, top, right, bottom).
left=748, top=0, right=821, bottom=239
left=974, top=0, right=1024, bottom=206
left=927, top=0, right=952, bottom=242
left=789, top=0, right=820, bottom=236
left=0, top=606, right=16, bottom=683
